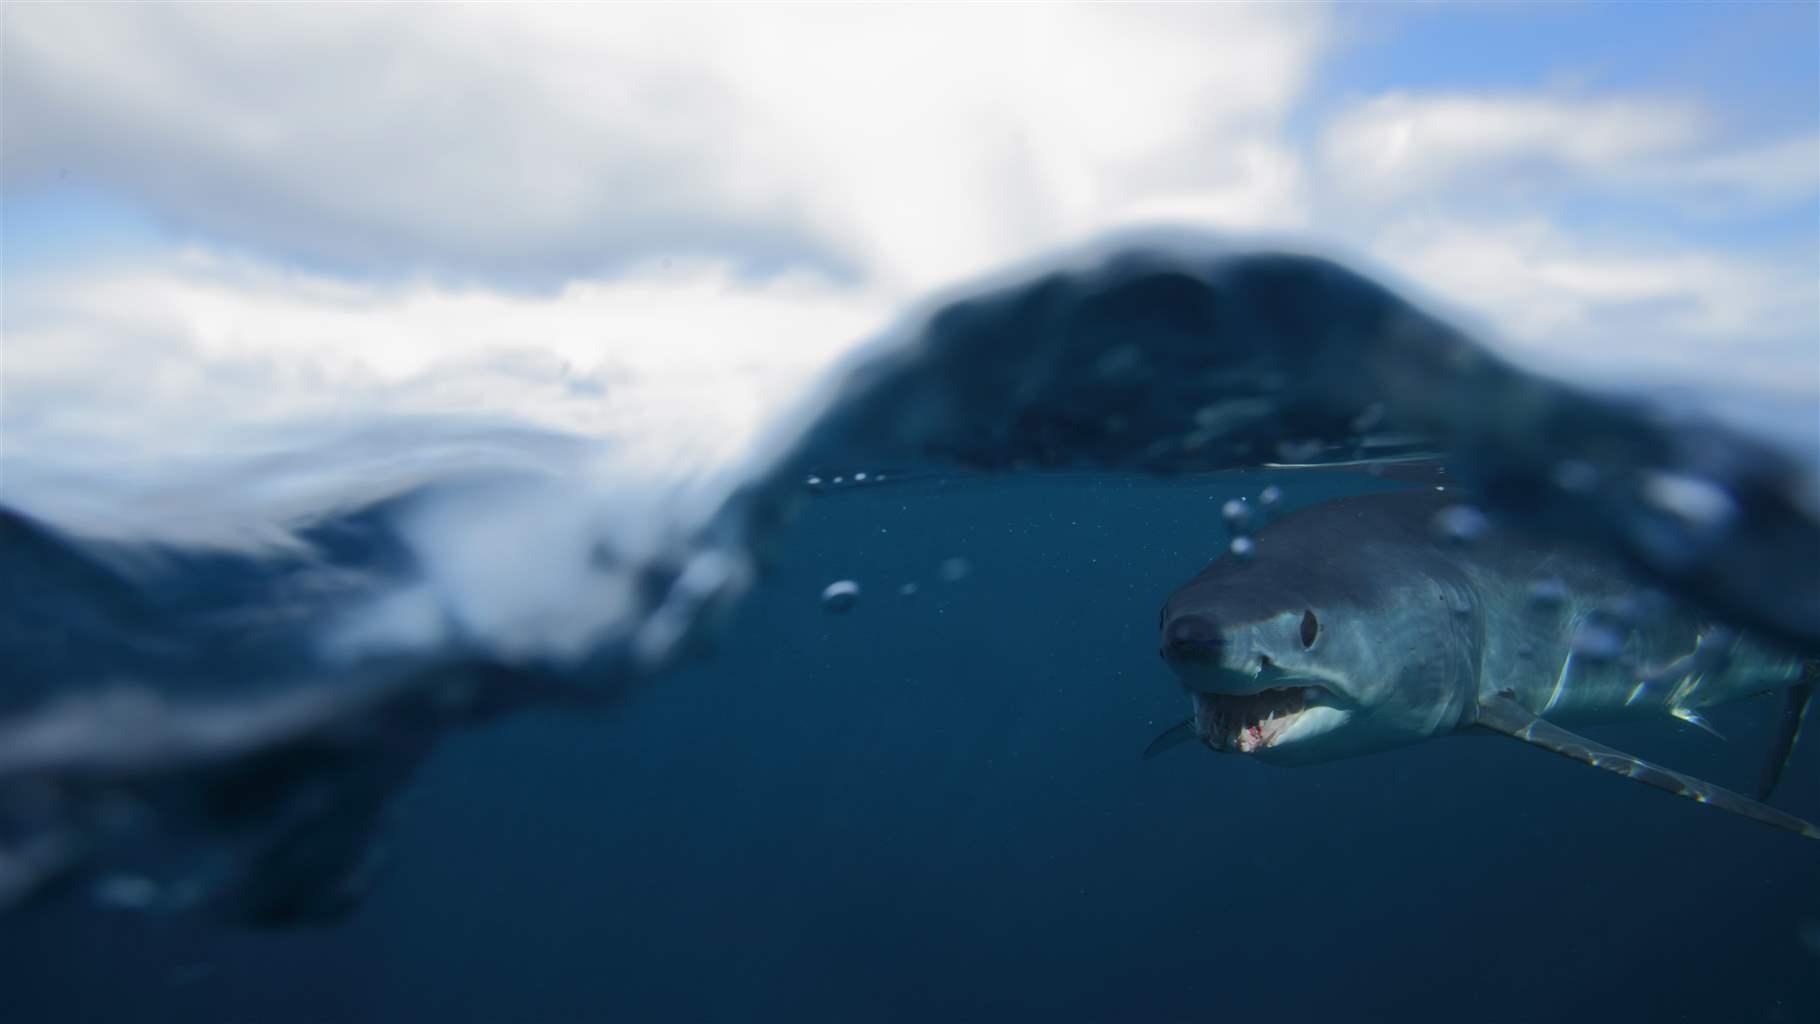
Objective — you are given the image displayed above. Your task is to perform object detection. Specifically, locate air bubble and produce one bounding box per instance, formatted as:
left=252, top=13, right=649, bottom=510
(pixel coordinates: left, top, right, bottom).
left=1351, top=403, right=1387, bottom=433
left=821, top=580, right=860, bottom=613
left=93, top=874, right=160, bottom=911
left=1193, top=398, right=1274, bottom=434
left=1229, top=536, right=1255, bottom=559
left=1604, top=594, right=1645, bottom=625
left=1257, top=485, right=1283, bottom=509
left=1552, top=459, right=1599, bottom=494
left=898, top=583, right=918, bottom=597
left=1432, top=504, right=1490, bottom=545
left=1526, top=578, right=1570, bottom=609
left=1276, top=440, right=1323, bottom=463
left=1798, top=921, right=1820, bottom=958
left=1572, top=622, right=1625, bottom=663
left=1221, top=499, right=1252, bottom=533
left=939, top=557, right=971, bottom=582
left=1640, top=472, right=1736, bottom=530
left=1095, top=344, right=1144, bottom=379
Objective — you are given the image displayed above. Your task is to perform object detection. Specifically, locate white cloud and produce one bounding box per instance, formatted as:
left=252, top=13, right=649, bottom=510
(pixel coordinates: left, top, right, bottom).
left=1306, top=86, right=1818, bottom=447
left=2, top=3, right=1325, bottom=292
left=1, top=251, right=887, bottom=493
left=1641, top=133, right=1820, bottom=209
left=1321, top=92, right=1700, bottom=197
left=1364, top=216, right=1819, bottom=393
left=0, top=3, right=1333, bottom=532
left=1319, top=91, right=1819, bottom=208
left=3, top=2, right=1816, bottom=505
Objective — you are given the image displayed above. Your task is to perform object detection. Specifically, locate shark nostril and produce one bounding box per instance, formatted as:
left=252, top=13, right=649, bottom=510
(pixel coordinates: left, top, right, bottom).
left=1163, top=615, right=1222, bottom=661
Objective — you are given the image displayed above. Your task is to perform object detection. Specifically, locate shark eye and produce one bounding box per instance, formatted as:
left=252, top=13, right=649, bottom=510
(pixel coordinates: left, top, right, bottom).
left=1300, top=609, right=1319, bottom=649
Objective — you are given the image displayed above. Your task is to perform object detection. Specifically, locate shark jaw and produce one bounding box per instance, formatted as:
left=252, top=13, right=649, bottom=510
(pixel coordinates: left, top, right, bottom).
left=1190, top=684, right=1350, bottom=756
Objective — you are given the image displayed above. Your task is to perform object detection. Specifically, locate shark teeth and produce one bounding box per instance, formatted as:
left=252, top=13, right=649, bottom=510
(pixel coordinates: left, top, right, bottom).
left=1195, top=686, right=1318, bottom=753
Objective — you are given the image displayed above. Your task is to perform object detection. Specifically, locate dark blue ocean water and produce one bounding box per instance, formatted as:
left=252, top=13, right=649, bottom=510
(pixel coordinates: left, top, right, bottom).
left=7, top=471, right=1815, bottom=1022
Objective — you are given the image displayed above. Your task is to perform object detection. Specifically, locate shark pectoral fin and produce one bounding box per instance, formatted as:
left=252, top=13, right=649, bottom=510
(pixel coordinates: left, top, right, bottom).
left=1472, top=695, right=1820, bottom=842
left=1759, top=668, right=1817, bottom=801
left=1143, top=717, right=1198, bottom=760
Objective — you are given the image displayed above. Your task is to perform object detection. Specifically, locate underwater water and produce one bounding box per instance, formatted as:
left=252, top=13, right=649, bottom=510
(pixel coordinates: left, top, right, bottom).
left=3, top=242, right=1817, bottom=1021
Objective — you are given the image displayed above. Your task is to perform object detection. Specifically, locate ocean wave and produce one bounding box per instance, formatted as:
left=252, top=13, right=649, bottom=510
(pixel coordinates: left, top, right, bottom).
left=3, top=238, right=1814, bottom=923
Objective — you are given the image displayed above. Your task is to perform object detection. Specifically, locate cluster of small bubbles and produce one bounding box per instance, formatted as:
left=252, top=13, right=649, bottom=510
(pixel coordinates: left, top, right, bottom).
left=821, top=580, right=860, bottom=613
left=805, top=471, right=885, bottom=491
left=1551, top=459, right=1600, bottom=494
left=1432, top=504, right=1490, bottom=545
left=1229, top=536, right=1256, bottom=559
left=1526, top=578, right=1570, bottom=610
left=898, top=583, right=918, bottom=597
left=1221, top=498, right=1252, bottom=534
left=1571, top=621, right=1626, bottom=663
left=939, top=557, right=972, bottom=582
left=1257, top=485, right=1283, bottom=510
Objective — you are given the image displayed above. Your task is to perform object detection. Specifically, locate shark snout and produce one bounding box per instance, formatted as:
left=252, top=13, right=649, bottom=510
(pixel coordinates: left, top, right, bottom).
left=1160, top=614, right=1223, bottom=666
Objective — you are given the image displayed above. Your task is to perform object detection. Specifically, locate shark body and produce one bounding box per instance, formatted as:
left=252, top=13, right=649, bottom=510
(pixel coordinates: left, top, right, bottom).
left=1154, top=487, right=1817, bottom=839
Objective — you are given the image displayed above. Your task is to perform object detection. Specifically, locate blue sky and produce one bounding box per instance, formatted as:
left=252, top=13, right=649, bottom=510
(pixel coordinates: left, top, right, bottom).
left=3, top=2, right=1816, bottom=484
left=1324, top=2, right=1817, bottom=112
left=1313, top=2, right=1820, bottom=250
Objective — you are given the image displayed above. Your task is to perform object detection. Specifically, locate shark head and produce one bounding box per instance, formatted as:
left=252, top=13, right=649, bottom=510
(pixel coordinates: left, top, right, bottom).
left=1147, top=490, right=1820, bottom=842
left=1158, top=497, right=1483, bottom=765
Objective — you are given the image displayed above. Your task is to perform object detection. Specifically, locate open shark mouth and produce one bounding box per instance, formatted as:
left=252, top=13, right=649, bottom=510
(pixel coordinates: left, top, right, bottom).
left=1193, top=686, right=1324, bottom=753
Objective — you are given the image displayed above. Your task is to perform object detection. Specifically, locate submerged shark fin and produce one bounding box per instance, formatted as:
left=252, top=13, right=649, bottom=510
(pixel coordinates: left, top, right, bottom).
left=1759, top=667, right=1817, bottom=801
left=1143, top=718, right=1198, bottom=760
left=1472, top=695, right=1820, bottom=841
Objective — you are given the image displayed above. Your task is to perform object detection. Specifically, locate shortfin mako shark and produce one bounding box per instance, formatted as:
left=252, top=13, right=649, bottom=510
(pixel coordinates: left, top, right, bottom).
left=1150, top=487, right=1819, bottom=840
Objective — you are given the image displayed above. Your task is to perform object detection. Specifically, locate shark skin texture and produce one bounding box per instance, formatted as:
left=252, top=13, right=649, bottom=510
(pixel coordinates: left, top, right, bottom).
left=1153, top=488, right=1817, bottom=840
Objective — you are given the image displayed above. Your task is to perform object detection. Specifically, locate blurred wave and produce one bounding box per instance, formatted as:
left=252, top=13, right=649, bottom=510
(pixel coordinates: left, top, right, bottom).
left=2, top=238, right=1814, bottom=924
